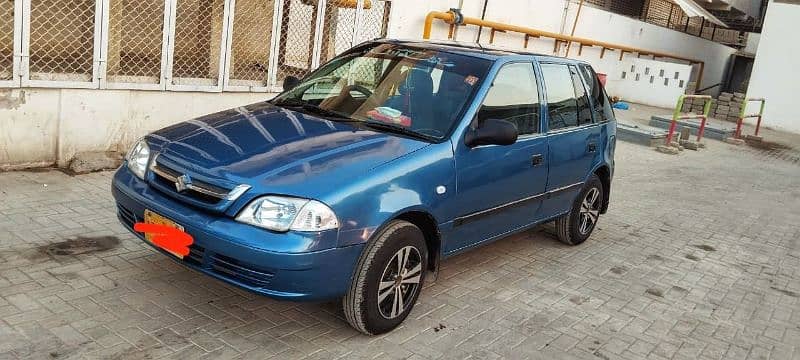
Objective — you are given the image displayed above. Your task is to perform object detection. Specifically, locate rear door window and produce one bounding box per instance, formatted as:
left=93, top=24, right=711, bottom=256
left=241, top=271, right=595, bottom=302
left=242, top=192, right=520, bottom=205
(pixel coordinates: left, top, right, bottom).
left=541, top=63, right=579, bottom=131
left=569, top=65, right=593, bottom=126
left=579, top=64, right=614, bottom=122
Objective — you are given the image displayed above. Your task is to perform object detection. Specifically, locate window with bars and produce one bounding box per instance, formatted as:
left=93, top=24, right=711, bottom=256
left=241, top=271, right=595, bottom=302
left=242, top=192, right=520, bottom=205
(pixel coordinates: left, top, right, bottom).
left=228, top=0, right=275, bottom=88
left=106, top=0, right=166, bottom=85
left=0, top=0, right=389, bottom=91
left=321, top=2, right=357, bottom=63
left=0, top=1, right=13, bottom=81
left=277, top=0, right=317, bottom=82
left=320, top=0, right=390, bottom=64
left=357, top=0, right=389, bottom=43
left=170, top=0, right=227, bottom=86
left=28, top=0, right=97, bottom=83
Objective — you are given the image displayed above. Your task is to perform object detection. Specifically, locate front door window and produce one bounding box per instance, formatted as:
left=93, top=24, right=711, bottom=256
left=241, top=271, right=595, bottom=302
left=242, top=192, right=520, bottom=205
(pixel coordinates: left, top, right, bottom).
left=475, top=62, right=540, bottom=135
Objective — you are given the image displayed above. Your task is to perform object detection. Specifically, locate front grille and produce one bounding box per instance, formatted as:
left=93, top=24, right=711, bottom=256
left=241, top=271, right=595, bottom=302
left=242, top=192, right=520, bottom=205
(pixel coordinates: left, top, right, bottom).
left=149, top=155, right=232, bottom=205
left=152, top=173, right=223, bottom=204
left=117, top=204, right=137, bottom=229
left=185, top=245, right=205, bottom=266
left=211, top=254, right=274, bottom=287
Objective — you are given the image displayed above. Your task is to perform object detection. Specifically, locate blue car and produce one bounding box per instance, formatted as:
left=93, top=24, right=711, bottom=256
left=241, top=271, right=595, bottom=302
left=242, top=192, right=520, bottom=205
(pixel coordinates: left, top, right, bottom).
left=113, top=39, right=616, bottom=334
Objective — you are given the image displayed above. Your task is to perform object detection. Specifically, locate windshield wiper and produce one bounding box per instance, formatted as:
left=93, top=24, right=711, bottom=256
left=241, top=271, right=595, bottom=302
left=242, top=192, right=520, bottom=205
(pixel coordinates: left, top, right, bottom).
left=271, top=98, right=304, bottom=107
left=272, top=98, right=354, bottom=121
left=300, top=103, right=354, bottom=121
left=360, top=121, right=434, bottom=142
left=274, top=99, right=433, bottom=141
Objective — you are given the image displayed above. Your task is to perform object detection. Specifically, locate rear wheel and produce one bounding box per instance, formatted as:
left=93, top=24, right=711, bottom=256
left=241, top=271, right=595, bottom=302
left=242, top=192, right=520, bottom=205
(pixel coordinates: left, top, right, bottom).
left=555, top=174, right=603, bottom=245
left=343, top=220, right=427, bottom=335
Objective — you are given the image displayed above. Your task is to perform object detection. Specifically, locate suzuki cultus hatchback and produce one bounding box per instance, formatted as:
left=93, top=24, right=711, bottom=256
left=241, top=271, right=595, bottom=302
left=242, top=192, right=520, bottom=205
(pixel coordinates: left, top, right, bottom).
left=113, top=39, right=616, bottom=335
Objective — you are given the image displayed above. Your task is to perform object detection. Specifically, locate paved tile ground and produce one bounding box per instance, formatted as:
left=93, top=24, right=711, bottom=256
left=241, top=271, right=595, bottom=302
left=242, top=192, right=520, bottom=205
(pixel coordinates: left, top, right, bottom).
left=1, top=123, right=800, bottom=359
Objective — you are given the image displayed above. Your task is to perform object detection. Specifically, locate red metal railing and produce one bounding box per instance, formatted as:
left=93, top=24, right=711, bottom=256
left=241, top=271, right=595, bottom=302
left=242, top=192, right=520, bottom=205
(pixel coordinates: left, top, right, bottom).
left=735, top=98, right=766, bottom=138
left=665, top=94, right=713, bottom=145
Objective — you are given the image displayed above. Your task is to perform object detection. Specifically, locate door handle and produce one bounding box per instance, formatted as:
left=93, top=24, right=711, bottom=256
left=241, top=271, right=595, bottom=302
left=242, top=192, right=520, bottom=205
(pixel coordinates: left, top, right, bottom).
left=531, top=154, right=544, bottom=166
left=587, top=142, right=597, bottom=153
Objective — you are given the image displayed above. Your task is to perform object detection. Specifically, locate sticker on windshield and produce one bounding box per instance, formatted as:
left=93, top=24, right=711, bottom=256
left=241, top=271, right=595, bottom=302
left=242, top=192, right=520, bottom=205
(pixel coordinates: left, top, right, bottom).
left=465, top=75, right=479, bottom=86
left=367, top=107, right=412, bottom=127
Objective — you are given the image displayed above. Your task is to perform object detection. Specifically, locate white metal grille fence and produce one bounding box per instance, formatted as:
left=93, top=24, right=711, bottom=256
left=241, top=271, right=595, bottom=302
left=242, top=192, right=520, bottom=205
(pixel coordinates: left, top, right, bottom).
left=320, top=1, right=357, bottom=63
left=169, top=0, right=227, bottom=87
left=0, top=1, right=13, bottom=81
left=227, top=0, right=275, bottom=89
left=356, top=0, right=389, bottom=43
left=276, top=0, right=317, bottom=84
left=0, top=0, right=390, bottom=91
left=105, top=0, right=166, bottom=85
left=28, top=0, right=97, bottom=83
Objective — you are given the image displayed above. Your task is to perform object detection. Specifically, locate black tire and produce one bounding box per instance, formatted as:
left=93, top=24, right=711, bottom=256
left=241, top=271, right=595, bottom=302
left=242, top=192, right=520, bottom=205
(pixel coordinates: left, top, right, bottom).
left=343, top=220, right=428, bottom=335
left=555, top=174, right=604, bottom=245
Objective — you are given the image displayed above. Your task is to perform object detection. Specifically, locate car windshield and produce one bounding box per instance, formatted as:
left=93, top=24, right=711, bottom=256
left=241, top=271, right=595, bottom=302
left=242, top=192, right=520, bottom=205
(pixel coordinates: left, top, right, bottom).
left=272, top=43, right=492, bottom=140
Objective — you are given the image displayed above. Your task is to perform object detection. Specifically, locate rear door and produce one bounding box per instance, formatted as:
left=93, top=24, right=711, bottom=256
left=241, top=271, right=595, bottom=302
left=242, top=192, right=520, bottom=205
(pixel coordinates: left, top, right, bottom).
left=578, top=63, right=617, bottom=172
left=446, top=61, right=548, bottom=254
left=539, top=62, right=601, bottom=217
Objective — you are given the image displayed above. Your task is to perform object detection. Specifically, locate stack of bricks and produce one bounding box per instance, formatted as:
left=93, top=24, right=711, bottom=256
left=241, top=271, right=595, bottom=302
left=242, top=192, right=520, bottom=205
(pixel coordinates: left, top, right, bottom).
left=711, top=92, right=745, bottom=122
left=684, top=82, right=697, bottom=95
left=681, top=95, right=707, bottom=114
left=680, top=91, right=746, bottom=122
left=680, top=82, right=705, bottom=114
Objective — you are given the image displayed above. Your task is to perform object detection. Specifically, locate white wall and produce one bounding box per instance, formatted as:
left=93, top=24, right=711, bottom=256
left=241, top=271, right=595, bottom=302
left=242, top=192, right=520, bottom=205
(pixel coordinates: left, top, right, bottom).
left=0, top=89, right=268, bottom=169
left=388, top=0, right=736, bottom=95
left=746, top=1, right=799, bottom=134
left=605, top=58, right=692, bottom=108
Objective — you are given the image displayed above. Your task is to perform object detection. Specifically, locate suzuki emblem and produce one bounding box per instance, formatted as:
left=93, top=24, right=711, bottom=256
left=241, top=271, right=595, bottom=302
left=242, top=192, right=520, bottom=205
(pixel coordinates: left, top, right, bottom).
left=175, top=174, right=192, bottom=192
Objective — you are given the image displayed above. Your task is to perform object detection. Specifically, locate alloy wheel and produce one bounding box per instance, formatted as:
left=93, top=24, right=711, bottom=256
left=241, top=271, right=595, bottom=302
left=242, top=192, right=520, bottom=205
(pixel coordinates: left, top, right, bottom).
left=377, top=246, right=422, bottom=319
left=579, top=187, right=601, bottom=235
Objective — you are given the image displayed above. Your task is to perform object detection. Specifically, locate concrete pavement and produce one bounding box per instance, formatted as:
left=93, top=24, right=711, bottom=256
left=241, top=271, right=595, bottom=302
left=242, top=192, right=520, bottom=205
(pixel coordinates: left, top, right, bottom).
left=1, top=135, right=799, bottom=359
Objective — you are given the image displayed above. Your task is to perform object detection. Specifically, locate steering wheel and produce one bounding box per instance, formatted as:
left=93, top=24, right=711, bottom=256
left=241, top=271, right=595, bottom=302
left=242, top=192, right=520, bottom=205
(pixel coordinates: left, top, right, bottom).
left=341, top=84, right=373, bottom=98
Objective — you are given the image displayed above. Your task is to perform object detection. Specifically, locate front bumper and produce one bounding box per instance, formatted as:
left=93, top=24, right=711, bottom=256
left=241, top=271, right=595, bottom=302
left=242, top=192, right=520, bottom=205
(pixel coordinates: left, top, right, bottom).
left=112, top=167, right=364, bottom=301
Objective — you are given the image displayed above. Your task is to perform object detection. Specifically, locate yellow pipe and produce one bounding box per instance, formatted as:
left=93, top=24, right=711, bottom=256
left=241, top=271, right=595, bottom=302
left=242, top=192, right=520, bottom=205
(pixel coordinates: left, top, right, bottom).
left=422, top=10, right=706, bottom=86
left=423, top=11, right=454, bottom=40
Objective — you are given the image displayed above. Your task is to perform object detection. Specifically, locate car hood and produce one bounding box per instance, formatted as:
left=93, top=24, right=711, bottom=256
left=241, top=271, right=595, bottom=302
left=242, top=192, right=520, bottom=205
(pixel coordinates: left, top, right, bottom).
left=149, top=101, right=429, bottom=189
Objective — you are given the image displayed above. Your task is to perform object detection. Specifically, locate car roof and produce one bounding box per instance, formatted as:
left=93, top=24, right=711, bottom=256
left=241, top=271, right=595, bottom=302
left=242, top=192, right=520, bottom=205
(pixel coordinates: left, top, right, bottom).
left=372, top=38, right=590, bottom=66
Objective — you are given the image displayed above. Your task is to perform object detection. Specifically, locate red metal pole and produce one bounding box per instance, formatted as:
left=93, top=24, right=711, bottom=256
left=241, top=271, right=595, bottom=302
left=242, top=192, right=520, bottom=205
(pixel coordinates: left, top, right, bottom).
left=697, top=116, right=707, bottom=142
left=755, top=115, right=762, bottom=136
left=665, top=119, right=678, bottom=145
left=735, top=117, right=744, bottom=138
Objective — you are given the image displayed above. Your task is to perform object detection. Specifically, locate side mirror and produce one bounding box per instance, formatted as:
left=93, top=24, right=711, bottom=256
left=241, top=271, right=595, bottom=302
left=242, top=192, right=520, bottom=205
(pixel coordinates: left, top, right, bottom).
left=283, top=76, right=301, bottom=92
left=465, top=119, right=518, bottom=147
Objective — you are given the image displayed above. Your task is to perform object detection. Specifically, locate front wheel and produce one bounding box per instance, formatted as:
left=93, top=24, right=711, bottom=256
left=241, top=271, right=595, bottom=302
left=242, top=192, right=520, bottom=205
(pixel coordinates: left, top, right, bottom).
left=555, top=174, right=604, bottom=245
left=343, top=220, right=427, bottom=335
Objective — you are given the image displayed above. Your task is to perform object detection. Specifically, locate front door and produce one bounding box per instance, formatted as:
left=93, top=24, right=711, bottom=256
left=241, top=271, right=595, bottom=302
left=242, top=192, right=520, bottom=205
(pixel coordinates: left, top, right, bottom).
left=446, top=62, right=549, bottom=254
left=539, top=63, right=601, bottom=217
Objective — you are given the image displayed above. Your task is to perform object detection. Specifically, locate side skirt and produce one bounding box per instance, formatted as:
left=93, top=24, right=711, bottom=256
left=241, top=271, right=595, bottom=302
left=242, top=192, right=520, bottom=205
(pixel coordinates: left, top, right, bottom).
left=442, top=209, right=571, bottom=259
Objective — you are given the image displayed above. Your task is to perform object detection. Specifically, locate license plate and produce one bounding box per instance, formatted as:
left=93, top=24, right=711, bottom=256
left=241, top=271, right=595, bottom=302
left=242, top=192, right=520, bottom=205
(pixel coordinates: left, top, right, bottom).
left=143, top=209, right=187, bottom=259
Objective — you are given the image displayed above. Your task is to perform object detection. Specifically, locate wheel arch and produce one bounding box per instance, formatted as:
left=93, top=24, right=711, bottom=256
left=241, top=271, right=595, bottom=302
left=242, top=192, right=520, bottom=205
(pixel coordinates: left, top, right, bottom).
left=592, top=164, right=612, bottom=214
left=393, top=210, right=441, bottom=274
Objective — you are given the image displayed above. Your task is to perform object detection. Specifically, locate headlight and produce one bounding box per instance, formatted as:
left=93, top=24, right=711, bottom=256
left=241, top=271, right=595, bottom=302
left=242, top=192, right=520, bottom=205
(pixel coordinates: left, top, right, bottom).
left=236, top=196, right=339, bottom=232
left=126, top=139, right=150, bottom=179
